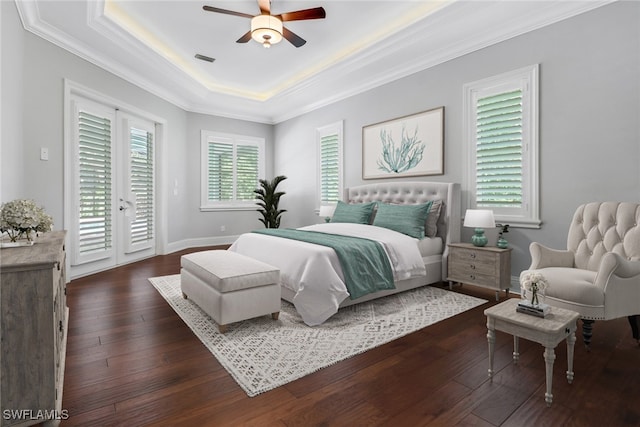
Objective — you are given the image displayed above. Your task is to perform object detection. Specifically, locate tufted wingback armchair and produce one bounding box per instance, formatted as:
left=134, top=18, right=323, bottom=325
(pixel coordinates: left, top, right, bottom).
left=522, top=202, right=640, bottom=348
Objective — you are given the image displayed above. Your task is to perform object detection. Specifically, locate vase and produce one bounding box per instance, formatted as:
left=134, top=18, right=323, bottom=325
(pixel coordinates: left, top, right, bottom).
left=24, top=230, right=35, bottom=242
left=497, top=237, right=508, bottom=249
left=1, top=229, right=36, bottom=248
left=530, top=288, right=540, bottom=306
left=522, top=285, right=545, bottom=307
left=521, top=286, right=544, bottom=307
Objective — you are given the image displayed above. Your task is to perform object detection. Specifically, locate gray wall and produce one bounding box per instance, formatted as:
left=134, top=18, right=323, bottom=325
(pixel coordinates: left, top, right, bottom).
left=181, top=112, right=274, bottom=248
left=273, top=1, right=640, bottom=276
left=1, top=1, right=25, bottom=202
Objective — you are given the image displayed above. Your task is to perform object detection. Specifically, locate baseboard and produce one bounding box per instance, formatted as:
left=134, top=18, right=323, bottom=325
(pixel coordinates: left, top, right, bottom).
left=164, top=235, right=239, bottom=254
left=509, top=275, right=521, bottom=294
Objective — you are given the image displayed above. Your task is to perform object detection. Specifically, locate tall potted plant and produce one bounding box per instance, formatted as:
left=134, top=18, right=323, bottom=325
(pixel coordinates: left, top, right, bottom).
left=254, top=175, right=287, bottom=228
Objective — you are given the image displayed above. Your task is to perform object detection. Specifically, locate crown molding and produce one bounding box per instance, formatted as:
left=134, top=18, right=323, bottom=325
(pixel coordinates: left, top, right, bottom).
left=268, top=0, right=616, bottom=123
left=14, top=0, right=616, bottom=125
left=16, top=1, right=199, bottom=111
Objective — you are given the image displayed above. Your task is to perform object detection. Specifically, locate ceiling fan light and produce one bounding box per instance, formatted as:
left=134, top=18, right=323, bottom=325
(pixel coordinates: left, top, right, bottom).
left=251, top=15, right=283, bottom=46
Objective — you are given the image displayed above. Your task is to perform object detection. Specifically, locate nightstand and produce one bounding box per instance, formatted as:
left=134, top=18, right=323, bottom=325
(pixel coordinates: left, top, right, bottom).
left=447, top=242, right=512, bottom=301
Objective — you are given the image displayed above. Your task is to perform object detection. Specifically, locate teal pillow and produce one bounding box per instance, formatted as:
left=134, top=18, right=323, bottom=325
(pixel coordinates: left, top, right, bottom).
left=373, top=201, right=433, bottom=239
left=331, top=201, right=376, bottom=224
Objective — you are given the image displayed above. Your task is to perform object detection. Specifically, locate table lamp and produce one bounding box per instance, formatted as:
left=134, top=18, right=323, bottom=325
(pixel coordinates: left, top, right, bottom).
left=318, top=205, right=336, bottom=223
left=463, top=209, right=495, bottom=247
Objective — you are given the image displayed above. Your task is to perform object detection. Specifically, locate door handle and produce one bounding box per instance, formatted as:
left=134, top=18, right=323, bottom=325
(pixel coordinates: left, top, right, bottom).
left=119, top=197, right=136, bottom=216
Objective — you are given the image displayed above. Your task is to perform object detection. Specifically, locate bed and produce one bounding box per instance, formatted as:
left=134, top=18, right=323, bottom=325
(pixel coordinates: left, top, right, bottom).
left=229, top=181, right=461, bottom=325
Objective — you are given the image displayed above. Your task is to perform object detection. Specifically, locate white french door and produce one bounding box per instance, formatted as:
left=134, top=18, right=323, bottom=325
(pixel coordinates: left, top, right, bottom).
left=67, top=95, right=156, bottom=278
left=116, top=112, right=156, bottom=265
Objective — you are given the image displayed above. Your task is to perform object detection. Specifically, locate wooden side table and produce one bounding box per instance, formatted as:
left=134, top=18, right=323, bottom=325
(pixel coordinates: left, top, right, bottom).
left=447, top=243, right=512, bottom=301
left=484, top=299, right=580, bottom=406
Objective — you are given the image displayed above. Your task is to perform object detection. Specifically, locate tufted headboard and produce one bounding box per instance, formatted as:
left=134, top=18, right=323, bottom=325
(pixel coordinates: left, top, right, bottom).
left=345, top=181, right=461, bottom=279
left=568, top=202, right=640, bottom=271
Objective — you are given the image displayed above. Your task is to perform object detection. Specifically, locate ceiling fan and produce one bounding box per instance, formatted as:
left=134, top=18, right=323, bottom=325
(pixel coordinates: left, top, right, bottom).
left=203, top=0, right=326, bottom=48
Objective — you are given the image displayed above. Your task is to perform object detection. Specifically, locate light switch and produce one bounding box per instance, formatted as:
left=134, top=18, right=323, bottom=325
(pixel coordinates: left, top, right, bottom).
left=40, top=147, right=49, bottom=161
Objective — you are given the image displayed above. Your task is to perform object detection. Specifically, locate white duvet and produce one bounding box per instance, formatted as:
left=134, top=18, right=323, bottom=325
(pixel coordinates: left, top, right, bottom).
left=228, top=223, right=426, bottom=326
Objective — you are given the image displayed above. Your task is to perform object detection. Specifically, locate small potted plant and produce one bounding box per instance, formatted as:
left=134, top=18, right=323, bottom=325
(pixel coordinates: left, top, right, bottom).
left=496, top=223, right=509, bottom=249
left=254, top=175, right=287, bottom=229
left=0, top=199, right=53, bottom=245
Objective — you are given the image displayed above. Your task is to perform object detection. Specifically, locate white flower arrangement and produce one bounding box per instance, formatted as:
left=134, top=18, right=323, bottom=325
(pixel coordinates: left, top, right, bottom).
left=0, top=199, right=53, bottom=242
left=520, top=271, right=549, bottom=306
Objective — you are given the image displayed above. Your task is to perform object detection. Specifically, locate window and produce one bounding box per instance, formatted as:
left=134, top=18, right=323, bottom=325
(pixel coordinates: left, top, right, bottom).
left=201, top=130, right=265, bottom=210
left=317, top=121, right=344, bottom=207
left=463, top=65, right=540, bottom=228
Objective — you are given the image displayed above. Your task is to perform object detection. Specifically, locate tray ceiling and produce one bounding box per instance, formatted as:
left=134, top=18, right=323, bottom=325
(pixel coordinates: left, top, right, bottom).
left=16, top=0, right=613, bottom=123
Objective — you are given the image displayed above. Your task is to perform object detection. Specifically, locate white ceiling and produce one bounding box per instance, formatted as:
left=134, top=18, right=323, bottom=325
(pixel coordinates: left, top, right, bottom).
left=16, top=0, right=613, bottom=124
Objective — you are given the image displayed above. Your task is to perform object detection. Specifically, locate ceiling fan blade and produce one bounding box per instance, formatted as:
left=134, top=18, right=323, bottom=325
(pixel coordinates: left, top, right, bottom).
left=257, top=0, right=271, bottom=15
left=236, top=31, right=252, bottom=43
left=277, top=7, right=326, bottom=22
left=202, top=5, right=254, bottom=19
left=282, top=27, right=306, bottom=48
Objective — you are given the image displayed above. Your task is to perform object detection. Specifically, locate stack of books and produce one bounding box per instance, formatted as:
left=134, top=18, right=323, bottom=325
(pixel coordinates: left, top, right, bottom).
left=517, top=299, right=550, bottom=318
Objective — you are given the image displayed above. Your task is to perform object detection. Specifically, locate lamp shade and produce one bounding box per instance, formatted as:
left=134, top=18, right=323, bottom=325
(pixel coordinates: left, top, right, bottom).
left=463, top=209, right=495, bottom=228
left=251, top=15, right=283, bottom=47
left=319, top=205, right=336, bottom=218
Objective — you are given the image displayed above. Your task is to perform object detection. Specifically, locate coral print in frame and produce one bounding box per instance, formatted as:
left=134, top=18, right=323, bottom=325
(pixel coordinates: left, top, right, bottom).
left=362, top=107, right=444, bottom=179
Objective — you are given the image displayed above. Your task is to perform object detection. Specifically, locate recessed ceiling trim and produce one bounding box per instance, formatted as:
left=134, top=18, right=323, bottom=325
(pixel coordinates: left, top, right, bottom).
left=15, top=0, right=618, bottom=125
left=98, top=1, right=247, bottom=96
left=256, top=0, right=453, bottom=99
left=15, top=0, right=199, bottom=113
left=102, top=0, right=453, bottom=102
left=100, top=1, right=271, bottom=100
left=267, top=0, right=618, bottom=124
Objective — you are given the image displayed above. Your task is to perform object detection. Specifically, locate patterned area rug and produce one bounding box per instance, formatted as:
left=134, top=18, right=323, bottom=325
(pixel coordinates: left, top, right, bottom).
left=148, top=274, right=486, bottom=397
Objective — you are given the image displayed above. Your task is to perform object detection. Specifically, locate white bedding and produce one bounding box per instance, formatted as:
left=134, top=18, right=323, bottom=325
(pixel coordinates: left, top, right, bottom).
left=228, top=223, right=430, bottom=326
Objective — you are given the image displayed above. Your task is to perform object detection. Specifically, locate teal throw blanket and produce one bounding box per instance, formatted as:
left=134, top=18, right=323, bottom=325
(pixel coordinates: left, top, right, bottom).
left=253, top=228, right=395, bottom=299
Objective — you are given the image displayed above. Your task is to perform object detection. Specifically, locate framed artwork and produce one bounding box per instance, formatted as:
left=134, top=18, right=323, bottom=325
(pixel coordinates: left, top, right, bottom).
left=362, top=106, right=444, bottom=179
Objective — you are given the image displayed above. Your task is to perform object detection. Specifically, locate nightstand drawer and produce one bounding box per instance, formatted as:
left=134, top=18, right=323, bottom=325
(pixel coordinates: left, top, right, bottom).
left=450, top=244, right=494, bottom=260
left=448, top=270, right=497, bottom=288
left=449, top=253, right=496, bottom=276
left=447, top=243, right=512, bottom=301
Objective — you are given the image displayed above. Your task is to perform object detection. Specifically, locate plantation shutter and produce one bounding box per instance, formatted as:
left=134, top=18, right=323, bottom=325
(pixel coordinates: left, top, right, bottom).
left=320, top=132, right=340, bottom=204
left=316, top=121, right=343, bottom=208
left=77, top=110, right=113, bottom=257
left=67, top=92, right=158, bottom=277
left=236, top=143, right=259, bottom=201
left=128, top=126, right=154, bottom=246
left=202, top=132, right=264, bottom=209
left=207, top=141, right=234, bottom=202
left=475, top=89, right=523, bottom=208
left=464, top=65, right=540, bottom=227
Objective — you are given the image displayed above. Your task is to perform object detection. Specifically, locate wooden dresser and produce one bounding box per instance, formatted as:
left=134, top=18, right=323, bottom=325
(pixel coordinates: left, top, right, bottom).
left=1, top=231, right=68, bottom=426
left=447, top=242, right=512, bottom=301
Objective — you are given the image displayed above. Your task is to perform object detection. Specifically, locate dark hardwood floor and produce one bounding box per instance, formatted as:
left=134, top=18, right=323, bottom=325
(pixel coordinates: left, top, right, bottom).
left=61, top=248, right=640, bottom=426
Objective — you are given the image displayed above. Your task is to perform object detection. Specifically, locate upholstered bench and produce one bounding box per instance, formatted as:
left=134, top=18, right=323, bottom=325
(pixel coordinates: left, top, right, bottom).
left=180, top=250, right=281, bottom=333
